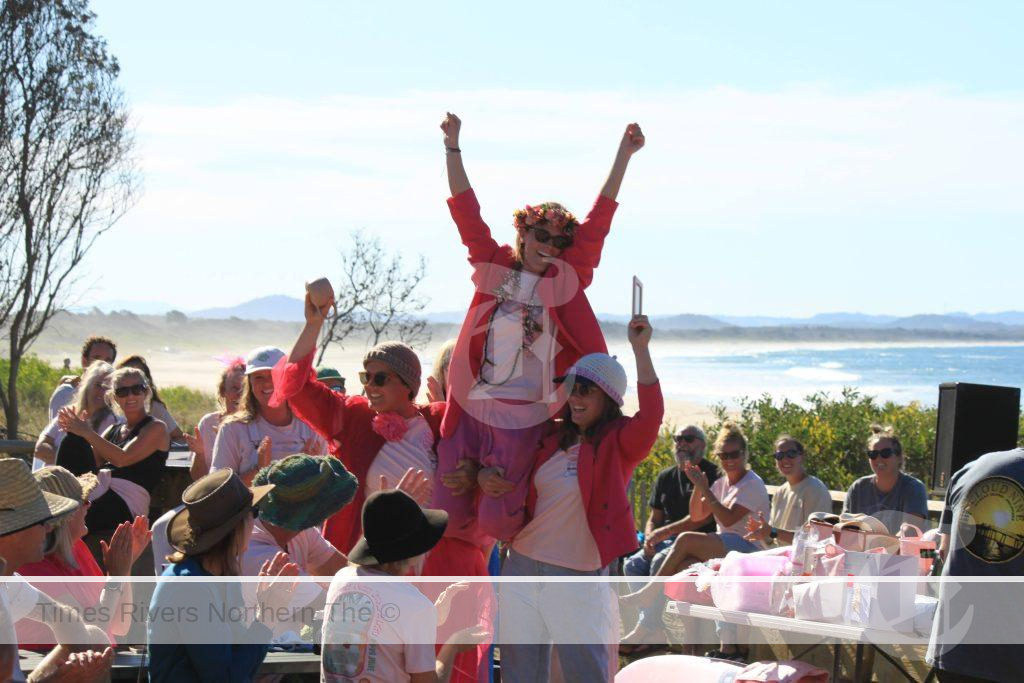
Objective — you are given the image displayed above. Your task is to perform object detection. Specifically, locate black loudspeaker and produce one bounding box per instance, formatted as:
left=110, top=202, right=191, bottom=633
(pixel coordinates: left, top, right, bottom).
left=932, top=382, right=1021, bottom=494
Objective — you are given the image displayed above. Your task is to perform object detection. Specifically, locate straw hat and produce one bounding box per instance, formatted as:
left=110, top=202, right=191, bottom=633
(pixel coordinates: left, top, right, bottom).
left=34, top=466, right=99, bottom=506
left=0, top=459, right=79, bottom=537
left=167, top=469, right=274, bottom=555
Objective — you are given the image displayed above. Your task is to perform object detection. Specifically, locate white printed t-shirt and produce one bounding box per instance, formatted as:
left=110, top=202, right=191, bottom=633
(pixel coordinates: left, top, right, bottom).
left=210, top=415, right=325, bottom=475
left=322, top=566, right=436, bottom=682
left=365, top=416, right=436, bottom=499
left=194, top=411, right=224, bottom=471
left=711, top=469, right=772, bottom=540
left=512, top=444, right=603, bottom=571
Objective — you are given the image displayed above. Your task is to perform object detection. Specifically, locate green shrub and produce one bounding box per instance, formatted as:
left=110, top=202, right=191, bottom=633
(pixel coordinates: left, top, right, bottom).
left=159, top=386, right=218, bottom=434
left=0, top=355, right=69, bottom=438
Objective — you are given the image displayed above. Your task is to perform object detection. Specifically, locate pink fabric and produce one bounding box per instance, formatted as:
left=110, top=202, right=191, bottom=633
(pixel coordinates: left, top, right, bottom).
left=17, top=540, right=110, bottom=650
left=522, top=381, right=664, bottom=567
left=440, top=188, right=616, bottom=440
left=432, top=412, right=546, bottom=545
left=616, top=654, right=743, bottom=682
left=735, top=660, right=830, bottom=683
left=271, top=351, right=445, bottom=554
left=421, top=538, right=494, bottom=683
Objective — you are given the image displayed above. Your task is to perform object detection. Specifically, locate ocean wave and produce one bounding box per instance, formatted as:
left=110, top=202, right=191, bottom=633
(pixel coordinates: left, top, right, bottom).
left=784, top=366, right=860, bottom=382
left=819, top=361, right=844, bottom=369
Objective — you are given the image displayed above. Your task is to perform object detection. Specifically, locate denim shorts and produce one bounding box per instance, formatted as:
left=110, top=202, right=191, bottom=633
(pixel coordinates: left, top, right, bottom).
left=717, top=532, right=760, bottom=554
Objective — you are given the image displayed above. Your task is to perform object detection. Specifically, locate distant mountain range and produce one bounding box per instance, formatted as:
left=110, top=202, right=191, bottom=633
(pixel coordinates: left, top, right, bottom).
left=76, top=297, right=1024, bottom=336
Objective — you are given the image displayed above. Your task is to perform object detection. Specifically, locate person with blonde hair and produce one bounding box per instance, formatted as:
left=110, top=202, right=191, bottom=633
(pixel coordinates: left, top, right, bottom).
left=16, top=467, right=150, bottom=651
left=116, top=355, right=185, bottom=442
left=185, top=357, right=246, bottom=480
left=210, top=346, right=326, bottom=484
left=57, top=366, right=169, bottom=558
left=620, top=422, right=770, bottom=661
left=34, top=361, right=117, bottom=470
left=843, top=424, right=929, bottom=534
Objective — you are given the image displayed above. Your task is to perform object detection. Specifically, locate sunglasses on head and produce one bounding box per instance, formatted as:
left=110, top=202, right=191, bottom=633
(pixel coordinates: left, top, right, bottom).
left=868, top=447, right=899, bottom=460
left=114, top=383, right=147, bottom=398
left=359, top=370, right=400, bottom=388
left=675, top=434, right=699, bottom=444
left=774, top=448, right=802, bottom=460
left=717, top=448, right=744, bottom=460
left=569, top=377, right=597, bottom=397
left=531, top=227, right=573, bottom=250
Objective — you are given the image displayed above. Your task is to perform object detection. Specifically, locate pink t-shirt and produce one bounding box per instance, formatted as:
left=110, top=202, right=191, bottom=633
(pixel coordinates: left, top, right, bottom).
left=512, top=444, right=603, bottom=571
left=322, top=566, right=437, bottom=682
left=16, top=540, right=110, bottom=650
left=711, top=469, right=772, bottom=541
left=195, top=411, right=224, bottom=471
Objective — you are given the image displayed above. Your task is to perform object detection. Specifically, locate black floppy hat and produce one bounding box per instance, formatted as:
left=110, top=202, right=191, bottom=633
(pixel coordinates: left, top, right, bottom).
left=348, top=489, right=448, bottom=566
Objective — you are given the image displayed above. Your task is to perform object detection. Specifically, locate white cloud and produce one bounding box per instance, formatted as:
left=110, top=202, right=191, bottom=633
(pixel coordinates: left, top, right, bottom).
left=86, top=86, right=1024, bottom=314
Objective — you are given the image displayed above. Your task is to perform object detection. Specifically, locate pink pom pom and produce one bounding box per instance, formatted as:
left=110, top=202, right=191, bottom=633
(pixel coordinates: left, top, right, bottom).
left=372, top=412, right=409, bottom=442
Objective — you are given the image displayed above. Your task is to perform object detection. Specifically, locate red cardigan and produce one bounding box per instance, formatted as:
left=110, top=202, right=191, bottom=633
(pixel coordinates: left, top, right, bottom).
left=441, top=188, right=617, bottom=438
left=271, top=351, right=445, bottom=553
left=522, top=380, right=664, bottom=568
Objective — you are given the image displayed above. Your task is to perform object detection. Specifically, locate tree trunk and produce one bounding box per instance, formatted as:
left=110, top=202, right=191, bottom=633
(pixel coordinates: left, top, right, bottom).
left=5, top=338, right=21, bottom=439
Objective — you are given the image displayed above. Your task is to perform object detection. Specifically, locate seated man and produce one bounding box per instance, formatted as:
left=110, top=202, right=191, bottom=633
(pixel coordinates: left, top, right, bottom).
left=620, top=425, right=719, bottom=654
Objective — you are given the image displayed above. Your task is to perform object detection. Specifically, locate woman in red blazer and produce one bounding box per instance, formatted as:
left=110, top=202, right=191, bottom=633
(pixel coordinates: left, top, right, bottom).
left=433, top=112, right=646, bottom=558
left=497, top=315, right=663, bottom=683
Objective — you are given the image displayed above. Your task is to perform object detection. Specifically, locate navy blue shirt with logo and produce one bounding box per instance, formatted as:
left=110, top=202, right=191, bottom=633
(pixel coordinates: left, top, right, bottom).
left=927, top=448, right=1024, bottom=682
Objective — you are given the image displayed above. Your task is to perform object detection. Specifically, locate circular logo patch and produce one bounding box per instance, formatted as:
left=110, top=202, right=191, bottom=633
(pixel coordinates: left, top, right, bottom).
left=959, top=475, right=1024, bottom=564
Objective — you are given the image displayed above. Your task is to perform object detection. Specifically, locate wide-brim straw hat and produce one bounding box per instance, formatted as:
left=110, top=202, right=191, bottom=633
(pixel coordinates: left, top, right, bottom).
left=34, top=466, right=99, bottom=508
left=0, top=458, right=80, bottom=537
left=167, top=469, right=274, bottom=555
left=348, top=489, right=447, bottom=566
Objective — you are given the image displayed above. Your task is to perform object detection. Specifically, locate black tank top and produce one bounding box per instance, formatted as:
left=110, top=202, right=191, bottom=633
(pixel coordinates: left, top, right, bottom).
left=99, top=416, right=169, bottom=491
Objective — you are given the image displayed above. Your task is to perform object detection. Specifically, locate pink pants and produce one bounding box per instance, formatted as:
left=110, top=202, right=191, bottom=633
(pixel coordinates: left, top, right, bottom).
left=433, top=411, right=546, bottom=544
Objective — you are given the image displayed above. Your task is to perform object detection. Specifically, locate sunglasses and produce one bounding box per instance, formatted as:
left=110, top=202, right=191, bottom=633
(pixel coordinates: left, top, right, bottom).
left=675, top=434, right=700, bottom=444
left=114, top=383, right=148, bottom=398
left=868, top=448, right=899, bottom=460
left=774, top=449, right=802, bottom=460
left=531, top=227, right=574, bottom=250
left=569, top=377, right=597, bottom=397
left=717, top=448, right=745, bottom=460
left=359, top=370, right=400, bottom=387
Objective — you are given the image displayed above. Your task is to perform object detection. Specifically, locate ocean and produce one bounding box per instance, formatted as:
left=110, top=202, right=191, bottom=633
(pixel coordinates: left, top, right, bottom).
left=608, top=342, right=1024, bottom=408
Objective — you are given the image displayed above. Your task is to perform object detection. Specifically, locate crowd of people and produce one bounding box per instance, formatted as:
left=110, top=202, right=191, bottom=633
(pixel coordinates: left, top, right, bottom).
left=1, top=112, right=1017, bottom=683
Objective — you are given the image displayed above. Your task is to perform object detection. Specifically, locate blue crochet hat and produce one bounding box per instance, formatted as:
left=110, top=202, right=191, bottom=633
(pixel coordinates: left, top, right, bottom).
left=253, top=454, right=358, bottom=532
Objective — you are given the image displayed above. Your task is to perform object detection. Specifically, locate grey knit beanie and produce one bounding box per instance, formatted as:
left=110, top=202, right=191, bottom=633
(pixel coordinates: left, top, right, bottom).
left=363, top=342, right=421, bottom=398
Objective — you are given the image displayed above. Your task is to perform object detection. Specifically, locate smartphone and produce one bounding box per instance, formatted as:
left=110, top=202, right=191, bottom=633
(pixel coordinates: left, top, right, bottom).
left=632, top=276, right=643, bottom=317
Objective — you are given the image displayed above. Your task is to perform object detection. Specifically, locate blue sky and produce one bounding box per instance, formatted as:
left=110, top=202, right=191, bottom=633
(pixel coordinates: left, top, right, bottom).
left=82, top=1, right=1024, bottom=317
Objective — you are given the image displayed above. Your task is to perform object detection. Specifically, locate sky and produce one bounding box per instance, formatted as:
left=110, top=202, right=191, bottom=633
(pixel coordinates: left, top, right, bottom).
left=78, top=0, right=1024, bottom=318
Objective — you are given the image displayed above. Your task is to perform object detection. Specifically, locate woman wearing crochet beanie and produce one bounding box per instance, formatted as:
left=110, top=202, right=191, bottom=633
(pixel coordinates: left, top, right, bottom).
left=274, top=294, right=490, bottom=682
left=434, top=112, right=645, bottom=556
left=499, top=315, right=662, bottom=682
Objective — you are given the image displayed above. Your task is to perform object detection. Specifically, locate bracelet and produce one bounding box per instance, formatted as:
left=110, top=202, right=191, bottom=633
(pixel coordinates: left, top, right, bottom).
left=445, top=146, right=461, bottom=153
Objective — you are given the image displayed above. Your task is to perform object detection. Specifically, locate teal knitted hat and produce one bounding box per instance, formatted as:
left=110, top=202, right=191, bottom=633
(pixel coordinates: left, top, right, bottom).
left=253, top=454, right=358, bottom=532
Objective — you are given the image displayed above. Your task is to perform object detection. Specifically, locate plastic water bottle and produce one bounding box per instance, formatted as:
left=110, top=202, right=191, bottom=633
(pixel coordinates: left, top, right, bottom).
left=791, top=527, right=809, bottom=576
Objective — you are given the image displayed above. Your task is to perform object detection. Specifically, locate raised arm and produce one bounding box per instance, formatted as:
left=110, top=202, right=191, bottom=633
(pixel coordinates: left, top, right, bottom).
left=599, top=123, right=644, bottom=201
left=442, top=112, right=470, bottom=196
left=616, top=316, right=664, bottom=460
left=59, top=409, right=168, bottom=468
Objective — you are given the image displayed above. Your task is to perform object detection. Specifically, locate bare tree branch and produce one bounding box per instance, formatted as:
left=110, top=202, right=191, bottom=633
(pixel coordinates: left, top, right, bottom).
left=317, top=230, right=431, bottom=365
left=0, top=0, right=138, bottom=437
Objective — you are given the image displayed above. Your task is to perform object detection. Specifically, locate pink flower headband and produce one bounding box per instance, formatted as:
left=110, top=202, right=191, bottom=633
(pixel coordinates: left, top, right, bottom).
left=513, top=203, right=578, bottom=232
left=213, top=353, right=245, bottom=371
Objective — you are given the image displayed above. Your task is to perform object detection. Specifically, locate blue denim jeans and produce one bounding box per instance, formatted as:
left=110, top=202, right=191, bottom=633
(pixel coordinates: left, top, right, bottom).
left=498, top=549, right=616, bottom=683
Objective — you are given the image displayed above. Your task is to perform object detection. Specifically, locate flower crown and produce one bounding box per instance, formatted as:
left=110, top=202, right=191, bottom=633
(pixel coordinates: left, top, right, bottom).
left=513, top=203, right=578, bottom=232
